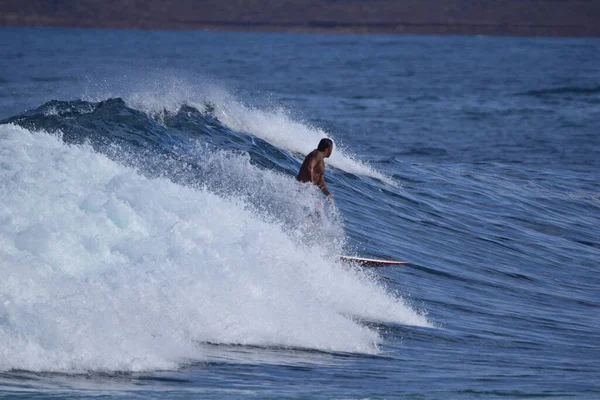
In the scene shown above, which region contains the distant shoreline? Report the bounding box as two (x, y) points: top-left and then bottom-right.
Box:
(2, 0), (599, 38)
(1, 20), (596, 38)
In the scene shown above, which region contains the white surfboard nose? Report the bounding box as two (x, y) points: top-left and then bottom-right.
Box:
(339, 255), (407, 266)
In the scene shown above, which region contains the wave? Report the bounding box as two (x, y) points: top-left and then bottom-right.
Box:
(0, 123), (430, 373)
(516, 85), (600, 97)
(74, 71), (393, 184)
(3, 93), (394, 186)
(117, 78), (395, 184)
(191, 96), (395, 185)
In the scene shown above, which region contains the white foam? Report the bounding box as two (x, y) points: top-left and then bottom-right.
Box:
(0, 124), (428, 373)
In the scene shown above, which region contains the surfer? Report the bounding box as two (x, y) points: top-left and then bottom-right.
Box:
(297, 138), (334, 199)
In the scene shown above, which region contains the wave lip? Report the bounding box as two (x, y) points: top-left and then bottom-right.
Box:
(202, 98), (396, 185)
(4, 91), (395, 187)
(114, 78), (395, 185)
(0, 124), (428, 373)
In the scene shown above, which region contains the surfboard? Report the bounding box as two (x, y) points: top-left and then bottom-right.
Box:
(339, 255), (407, 266)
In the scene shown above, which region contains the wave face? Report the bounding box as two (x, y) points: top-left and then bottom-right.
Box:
(0, 96), (429, 373)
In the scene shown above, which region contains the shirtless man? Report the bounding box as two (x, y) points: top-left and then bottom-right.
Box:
(297, 138), (333, 198)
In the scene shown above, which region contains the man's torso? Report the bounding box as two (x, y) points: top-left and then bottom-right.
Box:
(297, 150), (324, 185)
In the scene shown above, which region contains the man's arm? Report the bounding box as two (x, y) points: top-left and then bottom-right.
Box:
(317, 173), (331, 197)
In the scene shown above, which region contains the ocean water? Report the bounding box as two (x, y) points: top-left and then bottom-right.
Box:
(0, 26), (599, 399)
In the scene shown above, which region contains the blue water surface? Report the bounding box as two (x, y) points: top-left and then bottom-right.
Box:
(0, 27), (599, 399)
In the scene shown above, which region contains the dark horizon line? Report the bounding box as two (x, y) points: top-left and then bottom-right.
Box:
(1, 20), (598, 39)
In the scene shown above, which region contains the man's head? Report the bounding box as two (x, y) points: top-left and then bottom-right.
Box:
(317, 138), (334, 157)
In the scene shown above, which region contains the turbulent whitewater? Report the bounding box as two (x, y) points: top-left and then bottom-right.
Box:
(0, 108), (428, 372)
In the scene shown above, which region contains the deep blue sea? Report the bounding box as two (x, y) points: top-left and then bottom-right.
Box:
(0, 26), (599, 399)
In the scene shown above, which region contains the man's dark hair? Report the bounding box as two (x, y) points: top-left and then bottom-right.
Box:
(318, 138), (333, 152)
